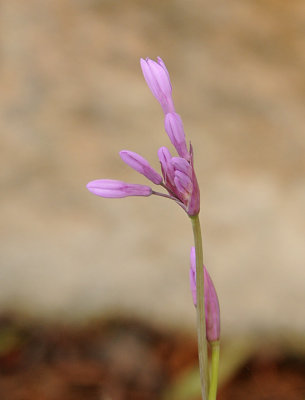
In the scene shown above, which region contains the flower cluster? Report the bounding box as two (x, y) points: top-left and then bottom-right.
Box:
(87, 57), (200, 216)
(189, 247), (220, 342)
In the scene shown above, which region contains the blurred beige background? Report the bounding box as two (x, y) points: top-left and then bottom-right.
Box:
(0, 0), (304, 336)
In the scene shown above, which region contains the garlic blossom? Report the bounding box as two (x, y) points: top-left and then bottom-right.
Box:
(87, 57), (200, 216)
(86, 57), (221, 399)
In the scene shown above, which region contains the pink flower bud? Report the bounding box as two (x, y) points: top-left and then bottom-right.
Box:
(140, 57), (175, 114)
(87, 179), (152, 198)
(190, 247), (220, 342)
(171, 157), (192, 177)
(120, 150), (163, 185)
(174, 171), (192, 199)
(164, 113), (189, 159)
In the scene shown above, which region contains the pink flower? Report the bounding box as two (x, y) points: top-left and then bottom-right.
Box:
(87, 57), (200, 216)
(190, 247), (220, 342)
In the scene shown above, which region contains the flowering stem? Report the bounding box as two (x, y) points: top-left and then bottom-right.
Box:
(152, 190), (177, 201)
(152, 190), (186, 211)
(190, 214), (209, 400)
(209, 341), (220, 400)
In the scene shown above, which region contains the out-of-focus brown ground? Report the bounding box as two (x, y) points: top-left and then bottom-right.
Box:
(0, 317), (304, 400)
(0, 0), (305, 336)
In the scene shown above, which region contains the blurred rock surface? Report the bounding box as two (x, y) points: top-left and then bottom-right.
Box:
(0, 0), (304, 335)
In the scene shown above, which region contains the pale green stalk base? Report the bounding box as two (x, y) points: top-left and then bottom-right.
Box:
(190, 215), (209, 400)
(209, 341), (220, 400)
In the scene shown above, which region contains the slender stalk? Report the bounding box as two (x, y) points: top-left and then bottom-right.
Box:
(209, 341), (220, 400)
(190, 214), (209, 400)
(151, 190), (176, 200)
(152, 190), (186, 212)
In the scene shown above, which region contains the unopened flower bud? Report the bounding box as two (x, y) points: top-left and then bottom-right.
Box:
(165, 113), (189, 159)
(140, 57), (175, 114)
(120, 150), (163, 185)
(189, 247), (220, 342)
(174, 171), (192, 199)
(87, 179), (152, 198)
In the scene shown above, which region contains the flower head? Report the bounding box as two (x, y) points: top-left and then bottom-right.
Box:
(164, 113), (189, 160)
(87, 57), (200, 216)
(190, 247), (220, 342)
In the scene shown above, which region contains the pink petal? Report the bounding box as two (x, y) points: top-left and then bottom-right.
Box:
(120, 150), (163, 185)
(87, 179), (152, 198)
(165, 113), (189, 159)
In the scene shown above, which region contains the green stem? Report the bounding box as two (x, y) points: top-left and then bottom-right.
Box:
(209, 341), (220, 400)
(190, 214), (209, 400)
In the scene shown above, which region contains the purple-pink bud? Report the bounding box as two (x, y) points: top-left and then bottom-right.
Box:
(171, 157), (192, 177)
(140, 57), (175, 115)
(120, 150), (163, 185)
(190, 247), (220, 342)
(164, 113), (189, 159)
(87, 179), (152, 198)
(174, 171), (192, 199)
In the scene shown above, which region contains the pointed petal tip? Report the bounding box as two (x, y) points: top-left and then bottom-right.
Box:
(140, 57), (146, 67)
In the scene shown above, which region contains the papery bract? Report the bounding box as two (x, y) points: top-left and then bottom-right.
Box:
(158, 146), (175, 187)
(190, 247), (220, 342)
(174, 171), (192, 199)
(186, 144), (200, 216)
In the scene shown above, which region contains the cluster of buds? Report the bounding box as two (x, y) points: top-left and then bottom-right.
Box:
(87, 57), (200, 216)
